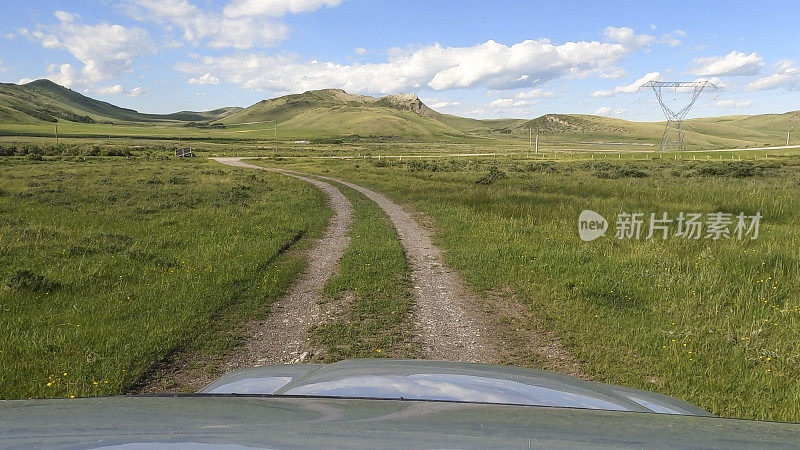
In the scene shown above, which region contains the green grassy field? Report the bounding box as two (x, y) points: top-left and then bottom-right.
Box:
(253, 155), (800, 422)
(0, 156), (329, 399)
(3, 136), (800, 423)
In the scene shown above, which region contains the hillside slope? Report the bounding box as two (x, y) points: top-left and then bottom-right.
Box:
(0, 80), (239, 124)
(219, 89), (465, 138)
(0, 80), (797, 147)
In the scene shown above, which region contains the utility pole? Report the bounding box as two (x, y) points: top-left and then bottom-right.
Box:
(54, 123), (58, 145)
(788, 127), (793, 146)
(535, 133), (539, 154)
(274, 121), (278, 154)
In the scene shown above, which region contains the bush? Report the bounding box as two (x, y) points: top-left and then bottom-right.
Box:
(695, 161), (776, 178)
(476, 166), (508, 185)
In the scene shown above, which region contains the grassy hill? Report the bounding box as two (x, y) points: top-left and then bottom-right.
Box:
(0, 80), (239, 125)
(219, 89), (464, 139)
(0, 79), (797, 148)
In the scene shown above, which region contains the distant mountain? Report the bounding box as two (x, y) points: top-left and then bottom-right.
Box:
(0, 80), (797, 148)
(218, 89), (465, 138)
(0, 79), (241, 124)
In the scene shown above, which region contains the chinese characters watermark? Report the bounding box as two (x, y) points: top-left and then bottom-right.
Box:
(578, 210), (761, 242)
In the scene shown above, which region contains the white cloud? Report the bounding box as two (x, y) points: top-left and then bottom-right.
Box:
(177, 28), (652, 94)
(354, 47), (367, 55)
(128, 0), (342, 49)
(195, 92), (207, 96)
(603, 26), (655, 51)
(128, 0), (288, 49)
(595, 106), (626, 116)
(674, 29), (686, 37)
(515, 88), (555, 99)
(24, 12), (153, 85)
(223, 0), (345, 18)
(658, 34), (682, 47)
(591, 71), (661, 98)
(746, 60), (800, 91)
(127, 86), (146, 96)
(188, 72), (220, 85)
(97, 84), (124, 94)
(689, 51), (763, 76)
(17, 77), (34, 84)
(0, 59), (5, 72)
(490, 98), (530, 108)
(44, 63), (80, 87)
(716, 99), (752, 108)
(429, 100), (461, 109)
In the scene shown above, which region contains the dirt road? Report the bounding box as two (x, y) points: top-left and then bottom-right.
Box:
(217, 158), (585, 374)
(137, 156), (585, 393)
(212, 158), (354, 367)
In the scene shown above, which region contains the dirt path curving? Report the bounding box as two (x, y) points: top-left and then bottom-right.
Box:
(131, 158), (352, 394)
(220, 158), (585, 374)
(211, 158), (353, 367)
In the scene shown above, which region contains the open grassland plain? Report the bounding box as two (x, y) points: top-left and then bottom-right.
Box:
(253, 154), (800, 422)
(0, 156), (329, 399)
(310, 181), (417, 361)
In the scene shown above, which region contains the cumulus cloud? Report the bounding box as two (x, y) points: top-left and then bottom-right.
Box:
(354, 47), (367, 55)
(176, 29), (653, 94)
(127, 86), (146, 96)
(595, 106), (626, 116)
(223, 0), (345, 18)
(603, 26), (655, 51)
(128, 0), (343, 49)
(43, 63), (80, 87)
(689, 51), (763, 77)
(127, 0), (288, 49)
(97, 84), (124, 94)
(716, 99), (752, 108)
(591, 71), (661, 98)
(746, 60), (800, 91)
(23, 11), (153, 86)
(188, 72), (220, 85)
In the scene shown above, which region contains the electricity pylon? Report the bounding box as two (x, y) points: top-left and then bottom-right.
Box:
(641, 81), (716, 151)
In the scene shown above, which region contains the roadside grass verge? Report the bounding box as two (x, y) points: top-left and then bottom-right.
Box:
(309, 180), (417, 361)
(0, 157), (328, 399)
(260, 156), (800, 422)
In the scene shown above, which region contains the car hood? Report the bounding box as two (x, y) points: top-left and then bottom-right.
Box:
(198, 358), (710, 416)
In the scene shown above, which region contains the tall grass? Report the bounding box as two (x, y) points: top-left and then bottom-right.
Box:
(0, 157), (328, 399)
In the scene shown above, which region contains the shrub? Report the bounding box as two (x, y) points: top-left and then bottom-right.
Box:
(476, 166), (508, 185)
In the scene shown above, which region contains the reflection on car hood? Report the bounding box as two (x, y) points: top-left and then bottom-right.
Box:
(199, 359), (711, 416)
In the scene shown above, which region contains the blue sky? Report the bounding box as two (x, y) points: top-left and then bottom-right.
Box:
(1, 0), (799, 121)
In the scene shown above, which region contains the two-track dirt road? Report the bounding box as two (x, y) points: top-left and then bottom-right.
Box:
(214, 157), (496, 364)
(135, 157), (583, 393)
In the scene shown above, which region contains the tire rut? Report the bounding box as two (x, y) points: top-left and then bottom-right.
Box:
(131, 158), (352, 393)
(212, 158), (353, 367)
